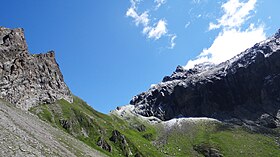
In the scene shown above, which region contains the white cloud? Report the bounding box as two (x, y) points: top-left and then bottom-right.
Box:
(209, 0), (257, 30)
(126, 0), (176, 47)
(130, 0), (141, 9)
(155, 0), (166, 9)
(185, 0), (266, 69)
(185, 21), (191, 28)
(146, 19), (168, 40)
(168, 35), (177, 49)
(202, 26), (265, 63)
(184, 56), (210, 70)
(126, 8), (149, 26)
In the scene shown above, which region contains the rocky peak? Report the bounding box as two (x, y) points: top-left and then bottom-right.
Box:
(0, 27), (73, 110)
(162, 62), (216, 83)
(0, 27), (28, 61)
(175, 65), (185, 73)
(129, 29), (280, 127)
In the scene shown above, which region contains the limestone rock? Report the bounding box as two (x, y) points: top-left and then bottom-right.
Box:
(0, 27), (72, 110)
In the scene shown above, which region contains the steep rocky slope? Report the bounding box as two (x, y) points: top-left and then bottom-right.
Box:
(0, 99), (105, 157)
(130, 29), (280, 128)
(0, 27), (72, 110)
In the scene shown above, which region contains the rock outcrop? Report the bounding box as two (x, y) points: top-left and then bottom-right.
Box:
(193, 144), (223, 157)
(0, 27), (72, 110)
(130, 29), (280, 127)
(109, 130), (132, 157)
(97, 136), (112, 152)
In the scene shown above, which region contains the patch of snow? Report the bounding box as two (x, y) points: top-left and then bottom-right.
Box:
(137, 115), (162, 124)
(159, 80), (180, 86)
(162, 117), (220, 129)
(112, 106), (219, 126)
(111, 105), (162, 124)
(112, 105), (135, 117)
(150, 84), (157, 88)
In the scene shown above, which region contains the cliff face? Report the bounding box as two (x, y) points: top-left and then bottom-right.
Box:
(130, 29), (280, 127)
(0, 27), (72, 110)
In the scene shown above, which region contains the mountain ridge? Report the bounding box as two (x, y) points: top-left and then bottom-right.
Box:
(129, 29), (280, 128)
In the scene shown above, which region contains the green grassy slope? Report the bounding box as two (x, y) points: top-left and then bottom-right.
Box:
(30, 96), (163, 157)
(30, 97), (280, 157)
(156, 120), (280, 157)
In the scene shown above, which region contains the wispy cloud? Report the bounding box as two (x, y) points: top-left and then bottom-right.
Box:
(185, 21), (191, 28)
(145, 19), (168, 40)
(126, 0), (176, 49)
(155, 0), (166, 10)
(168, 35), (177, 49)
(185, 0), (266, 69)
(126, 8), (149, 26)
(209, 0), (257, 30)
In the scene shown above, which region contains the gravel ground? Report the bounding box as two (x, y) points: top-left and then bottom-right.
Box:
(0, 100), (106, 157)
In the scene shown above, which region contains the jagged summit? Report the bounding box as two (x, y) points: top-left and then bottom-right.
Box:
(129, 29), (280, 128)
(0, 27), (72, 110)
(162, 62), (216, 82)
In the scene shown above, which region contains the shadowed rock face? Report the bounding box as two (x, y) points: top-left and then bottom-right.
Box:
(0, 27), (73, 110)
(130, 29), (280, 126)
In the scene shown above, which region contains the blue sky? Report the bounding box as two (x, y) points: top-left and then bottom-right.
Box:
(1, 0), (279, 113)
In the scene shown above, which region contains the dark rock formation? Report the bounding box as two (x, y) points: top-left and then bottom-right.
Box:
(130, 29), (280, 127)
(142, 133), (153, 140)
(0, 27), (72, 110)
(109, 130), (131, 157)
(134, 152), (142, 157)
(97, 136), (112, 152)
(256, 113), (278, 128)
(131, 124), (146, 132)
(193, 144), (223, 157)
(59, 119), (71, 130)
